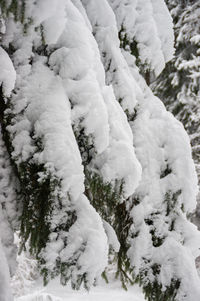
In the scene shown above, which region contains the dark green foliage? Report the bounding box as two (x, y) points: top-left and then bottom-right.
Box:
(41, 240), (87, 290)
(125, 107), (138, 123)
(143, 273), (180, 301)
(84, 170), (134, 289)
(0, 0), (25, 23)
(73, 125), (133, 287)
(119, 26), (139, 62)
(1, 97), (79, 286)
(160, 164), (172, 179)
(133, 254), (181, 301)
(19, 162), (54, 255)
(85, 170), (123, 224)
(1, 98), (53, 256)
(73, 125), (94, 167)
(165, 190), (182, 216)
(119, 25), (151, 84)
(134, 245), (181, 301)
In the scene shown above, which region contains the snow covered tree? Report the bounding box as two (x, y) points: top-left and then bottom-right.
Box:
(0, 0), (141, 292)
(0, 44), (20, 301)
(81, 1), (200, 300)
(0, 1), (200, 301)
(152, 0), (200, 224)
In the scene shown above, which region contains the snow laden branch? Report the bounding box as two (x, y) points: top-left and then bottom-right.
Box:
(0, 1), (199, 301)
(80, 0), (200, 300)
(0, 0), (140, 292)
(0, 46), (19, 301)
(152, 1), (200, 226)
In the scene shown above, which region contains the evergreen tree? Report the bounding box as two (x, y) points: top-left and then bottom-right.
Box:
(0, 45), (18, 301)
(0, 1), (199, 301)
(81, 0), (200, 299)
(152, 0), (200, 224)
(0, 0), (141, 292)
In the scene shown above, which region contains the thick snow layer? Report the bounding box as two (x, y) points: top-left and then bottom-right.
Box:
(0, 47), (16, 97)
(81, 0), (139, 113)
(95, 86), (142, 197)
(102, 220), (120, 252)
(0, 0), (139, 289)
(150, 0), (174, 63)
(49, 0), (142, 198)
(82, 0), (200, 295)
(8, 58), (109, 286)
(108, 0), (174, 76)
(123, 52), (200, 300)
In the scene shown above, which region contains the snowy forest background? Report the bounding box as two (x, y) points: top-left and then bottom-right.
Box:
(0, 0), (200, 301)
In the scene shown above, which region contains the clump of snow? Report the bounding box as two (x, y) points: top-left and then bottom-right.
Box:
(124, 53), (200, 300)
(49, 0), (141, 198)
(108, 0), (174, 76)
(103, 220), (120, 252)
(81, 0), (139, 114)
(8, 57), (109, 287)
(82, 0), (200, 297)
(0, 47), (16, 97)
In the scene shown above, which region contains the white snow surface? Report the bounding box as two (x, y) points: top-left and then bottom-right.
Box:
(48, 0), (142, 197)
(81, 0), (139, 113)
(8, 57), (109, 287)
(102, 220), (120, 252)
(15, 277), (145, 301)
(0, 47), (16, 97)
(108, 0), (174, 76)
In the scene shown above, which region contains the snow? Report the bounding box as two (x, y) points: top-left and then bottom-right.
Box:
(108, 0), (174, 76)
(95, 86), (142, 197)
(36, 1), (67, 45)
(49, 0), (142, 198)
(0, 239), (13, 301)
(123, 52), (200, 300)
(0, 0), (199, 300)
(150, 0), (174, 63)
(0, 0), (139, 288)
(83, 0), (200, 295)
(9, 58), (109, 287)
(0, 47), (16, 97)
(11, 245), (144, 301)
(15, 278), (145, 301)
(102, 220), (120, 252)
(11, 235), (38, 298)
(0, 130), (19, 276)
(81, 0), (139, 114)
